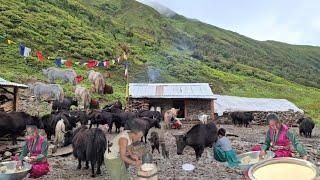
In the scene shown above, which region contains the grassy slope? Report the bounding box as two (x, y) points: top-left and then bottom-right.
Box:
(0, 0), (319, 125)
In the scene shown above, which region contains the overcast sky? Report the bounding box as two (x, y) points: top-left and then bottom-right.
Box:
(138, 0), (320, 46)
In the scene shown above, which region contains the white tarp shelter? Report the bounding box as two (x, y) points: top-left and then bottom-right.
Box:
(213, 94), (303, 116)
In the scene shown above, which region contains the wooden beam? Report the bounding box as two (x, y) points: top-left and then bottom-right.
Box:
(211, 99), (215, 121)
(13, 87), (18, 111)
(0, 87), (14, 95)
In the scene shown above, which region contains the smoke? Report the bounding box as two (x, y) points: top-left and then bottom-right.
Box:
(147, 66), (161, 83)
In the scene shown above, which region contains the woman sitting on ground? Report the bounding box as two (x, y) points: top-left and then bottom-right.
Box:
(17, 125), (50, 178)
(213, 128), (240, 167)
(254, 113), (307, 159)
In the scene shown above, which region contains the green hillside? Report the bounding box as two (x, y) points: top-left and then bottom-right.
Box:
(0, 0), (319, 125)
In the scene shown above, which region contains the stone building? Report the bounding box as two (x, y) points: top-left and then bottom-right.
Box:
(128, 83), (216, 121)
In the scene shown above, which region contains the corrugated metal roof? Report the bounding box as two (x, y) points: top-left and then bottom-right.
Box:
(0, 77), (28, 89)
(213, 94), (303, 116)
(129, 83), (215, 99)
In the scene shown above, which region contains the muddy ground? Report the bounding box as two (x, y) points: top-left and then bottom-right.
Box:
(1, 124), (320, 180)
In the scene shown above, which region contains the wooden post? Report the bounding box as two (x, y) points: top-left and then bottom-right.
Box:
(184, 99), (188, 121)
(210, 99), (215, 121)
(13, 87), (18, 111)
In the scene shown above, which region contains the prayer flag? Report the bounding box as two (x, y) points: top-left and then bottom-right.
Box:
(55, 58), (62, 67)
(19, 44), (31, 57)
(36, 51), (44, 62)
(7, 39), (15, 44)
(65, 60), (73, 68)
(104, 61), (110, 68)
(123, 53), (127, 60)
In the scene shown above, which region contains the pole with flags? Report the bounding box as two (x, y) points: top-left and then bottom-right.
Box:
(124, 53), (129, 101)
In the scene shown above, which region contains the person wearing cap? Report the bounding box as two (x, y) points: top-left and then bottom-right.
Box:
(258, 113), (307, 159)
(17, 125), (50, 178)
(104, 119), (144, 180)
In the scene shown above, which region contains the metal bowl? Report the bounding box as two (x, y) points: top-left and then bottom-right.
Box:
(237, 151), (275, 170)
(248, 157), (319, 180)
(0, 161), (31, 180)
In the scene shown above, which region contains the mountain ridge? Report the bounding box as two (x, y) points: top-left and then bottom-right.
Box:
(0, 0), (319, 124)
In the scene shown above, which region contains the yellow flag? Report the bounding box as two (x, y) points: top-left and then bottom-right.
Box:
(7, 39), (15, 44)
(123, 52), (127, 60)
(125, 83), (129, 98)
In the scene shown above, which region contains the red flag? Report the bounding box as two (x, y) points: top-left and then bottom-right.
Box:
(36, 51), (44, 62)
(65, 60), (73, 68)
(86, 59), (98, 69)
(75, 75), (84, 84)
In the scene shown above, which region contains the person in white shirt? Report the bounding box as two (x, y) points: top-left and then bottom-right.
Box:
(104, 119), (144, 180)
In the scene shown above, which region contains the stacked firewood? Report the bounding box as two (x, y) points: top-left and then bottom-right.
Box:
(125, 99), (150, 112)
(251, 111), (304, 126)
(0, 101), (13, 112)
(216, 111), (304, 127)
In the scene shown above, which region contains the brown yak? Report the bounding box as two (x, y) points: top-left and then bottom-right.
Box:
(88, 70), (105, 94)
(75, 85), (91, 109)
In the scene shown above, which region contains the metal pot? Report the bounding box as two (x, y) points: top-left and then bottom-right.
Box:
(248, 157), (319, 180)
(142, 152), (153, 164)
(0, 161), (31, 180)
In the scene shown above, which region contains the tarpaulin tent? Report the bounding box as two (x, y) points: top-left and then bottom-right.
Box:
(213, 94), (303, 116)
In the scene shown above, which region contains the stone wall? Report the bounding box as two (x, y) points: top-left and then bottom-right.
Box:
(185, 99), (213, 120)
(127, 98), (215, 122)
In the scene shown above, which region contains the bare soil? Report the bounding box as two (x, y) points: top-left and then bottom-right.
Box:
(1, 124), (319, 180)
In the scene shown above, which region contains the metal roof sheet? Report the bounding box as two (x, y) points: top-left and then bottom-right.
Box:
(0, 77), (28, 89)
(129, 83), (215, 99)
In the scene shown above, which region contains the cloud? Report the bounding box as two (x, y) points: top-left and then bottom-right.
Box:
(137, 0), (320, 46)
(239, 16), (303, 44)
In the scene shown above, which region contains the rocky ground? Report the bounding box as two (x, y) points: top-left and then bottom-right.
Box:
(1, 123), (320, 180)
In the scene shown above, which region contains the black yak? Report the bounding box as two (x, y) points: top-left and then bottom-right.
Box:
(0, 112), (40, 144)
(52, 96), (78, 112)
(230, 112), (253, 127)
(126, 117), (161, 143)
(148, 132), (160, 154)
(174, 122), (218, 160)
(137, 110), (162, 122)
(102, 100), (122, 110)
(71, 126), (106, 177)
(297, 117), (315, 138)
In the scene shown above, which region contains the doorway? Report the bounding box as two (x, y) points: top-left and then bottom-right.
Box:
(172, 100), (185, 118)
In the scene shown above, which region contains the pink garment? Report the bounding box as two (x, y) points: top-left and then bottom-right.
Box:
(171, 119), (182, 129)
(27, 136), (50, 178)
(269, 124), (292, 157)
(251, 124), (292, 157)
